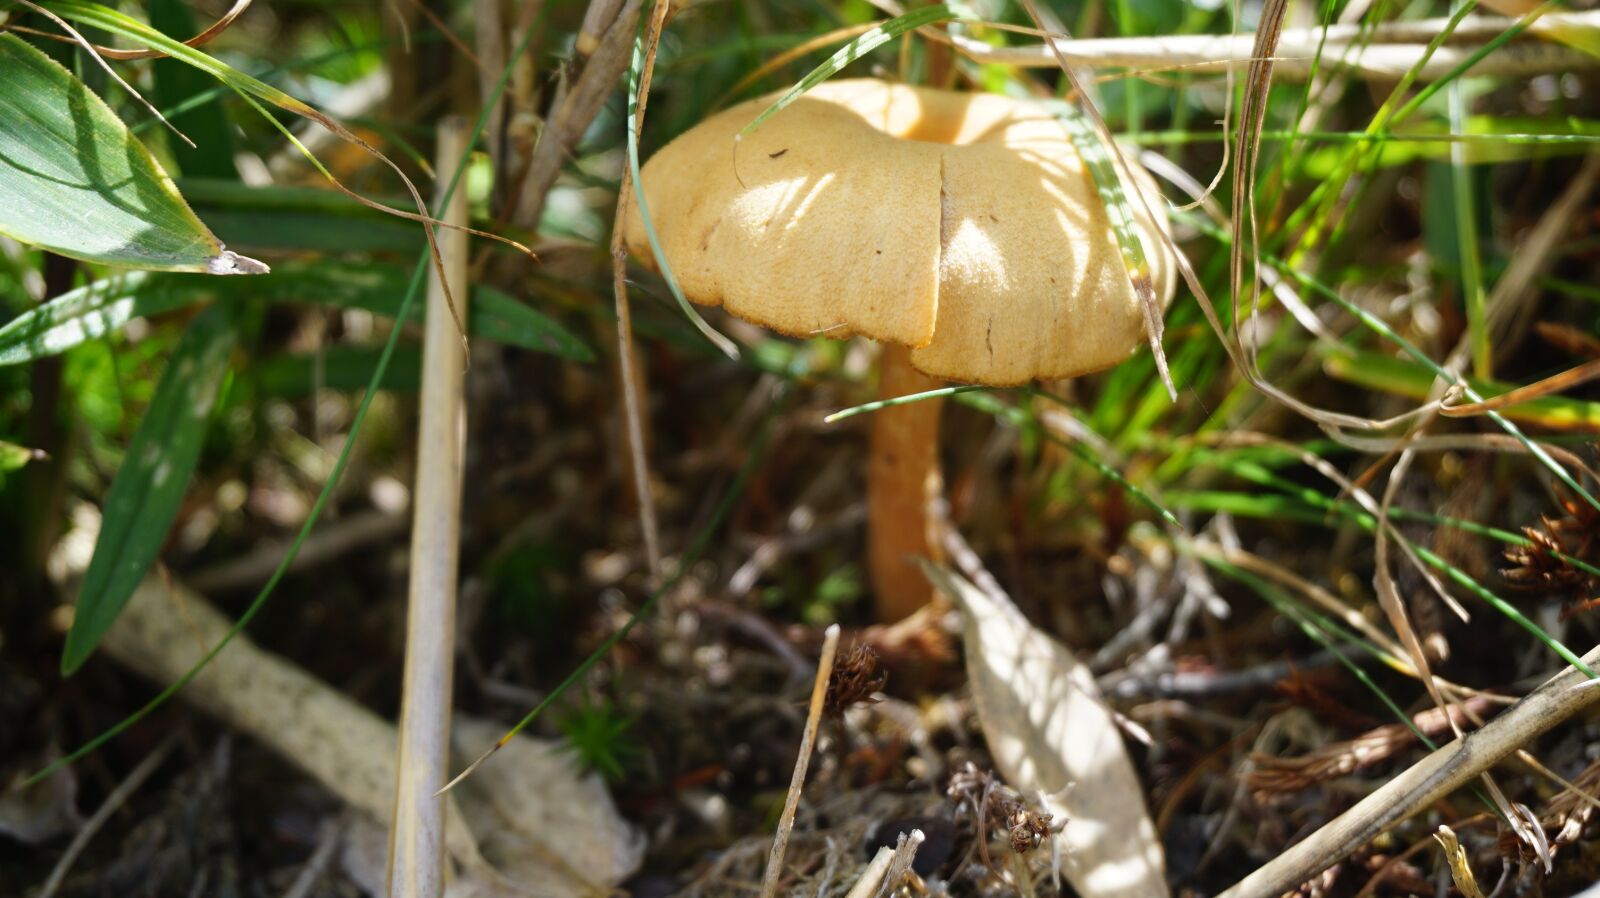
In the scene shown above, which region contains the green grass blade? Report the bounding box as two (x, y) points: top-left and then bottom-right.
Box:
(626, 20), (739, 359)
(42, 1), (324, 121)
(61, 303), (238, 673)
(1175, 453), (1600, 678)
(1181, 211), (1600, 512)
(1051, 101), (1173, 397)
(0, 264), (593, 365)
(738, 5), (956, 137)
(823, 385), (987, 422)
(958, 390), (1181, 528)
(0, 34), (251, 273)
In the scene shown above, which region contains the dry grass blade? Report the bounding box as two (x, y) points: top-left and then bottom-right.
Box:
(1220, 644), (1600, 898)
(15, 0), (193, 147)
(1325, 429), (1600, 486)
(514, 0), (642, 231)
(1246, 696), (1498, 796)
(715, 21), (879, 109)
(95, 576), (644, 896)
(1442, 357), (1600, 417)
(10, 0), (253, 60)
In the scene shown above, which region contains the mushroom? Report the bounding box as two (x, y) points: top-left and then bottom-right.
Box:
(624, 79), (1176, 621)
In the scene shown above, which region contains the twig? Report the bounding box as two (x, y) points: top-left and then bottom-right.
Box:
(940, 11), (1600, 81)
(281, 817), (344, 898)
(513, 0), (643, 230)
(874, 829), (926, 898)
(387, 117), (471, 898)
(1219, 643), (1600, 898)
(759, 623), (841, 898)
(185, 509), (407, 594)
(37, 734), (179, 898)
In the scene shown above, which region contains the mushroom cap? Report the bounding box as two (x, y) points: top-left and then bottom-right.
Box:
(623, 79), (1177, 387)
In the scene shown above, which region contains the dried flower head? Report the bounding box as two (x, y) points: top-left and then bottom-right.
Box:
(825, 643), (887, 714)
(1503, 523), (1590, 594)
(946, 762), (1054, 866)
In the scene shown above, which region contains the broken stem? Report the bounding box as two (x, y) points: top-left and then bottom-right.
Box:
(759, 623), (841, 898)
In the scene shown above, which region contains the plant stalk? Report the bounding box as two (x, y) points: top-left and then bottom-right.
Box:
(388, 116), (472, 898)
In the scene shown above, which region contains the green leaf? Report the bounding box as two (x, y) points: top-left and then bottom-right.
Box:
(254, 346), (422, 396)
(63, 303), (237, 674)
(150, 0), (238, 180)
(0, 440), (44, 472)
(177, 179), (424, 254)
(0, 34), (260, 274)
(0, 264), (592, 366)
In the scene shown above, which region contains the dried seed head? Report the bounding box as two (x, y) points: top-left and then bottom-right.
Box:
(825, 643), (887, 714)
(946, 763), (1054, 857)
(1503, 524), (1589, 593)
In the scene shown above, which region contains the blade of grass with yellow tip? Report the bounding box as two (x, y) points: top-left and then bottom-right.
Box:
(738, 5), (958, 138)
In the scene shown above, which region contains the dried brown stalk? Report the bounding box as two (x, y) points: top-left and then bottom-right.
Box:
(1247, 696), (1499, 796)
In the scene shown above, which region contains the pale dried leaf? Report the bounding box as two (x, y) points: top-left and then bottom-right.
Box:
(922, 562), (1167, 898)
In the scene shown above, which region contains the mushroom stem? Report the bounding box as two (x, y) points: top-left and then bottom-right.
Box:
(869, 345), (946, 622)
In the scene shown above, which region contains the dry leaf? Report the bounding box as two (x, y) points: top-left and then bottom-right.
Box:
(98, 575), (643, 897)
(922, 562), (1168, 898)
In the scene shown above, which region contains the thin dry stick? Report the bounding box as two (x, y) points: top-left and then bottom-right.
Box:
(513, 0), (643, 230)
(875, 829), (926, 898)
(608, 0), (672, 582)
(843, 845), (896, 898)
(37, 735), (179, 898)
(1219, 644), (1600, 898)
(387, 117), (472, 898)
(759, 623), (842, 898)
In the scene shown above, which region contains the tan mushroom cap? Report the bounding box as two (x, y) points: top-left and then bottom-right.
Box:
(623, 79), (1177, 386)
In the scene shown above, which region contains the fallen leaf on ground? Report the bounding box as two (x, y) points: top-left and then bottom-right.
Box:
(923, 561), (1168, 898)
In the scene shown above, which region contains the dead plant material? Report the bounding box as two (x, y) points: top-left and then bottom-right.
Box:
(946, 762), (1054, 872)
(1498, 757), (1600, 863)
(826, 643), (888, 715)
(1247, 696), (1500, 798)
(1502, 482), (1600, 613)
